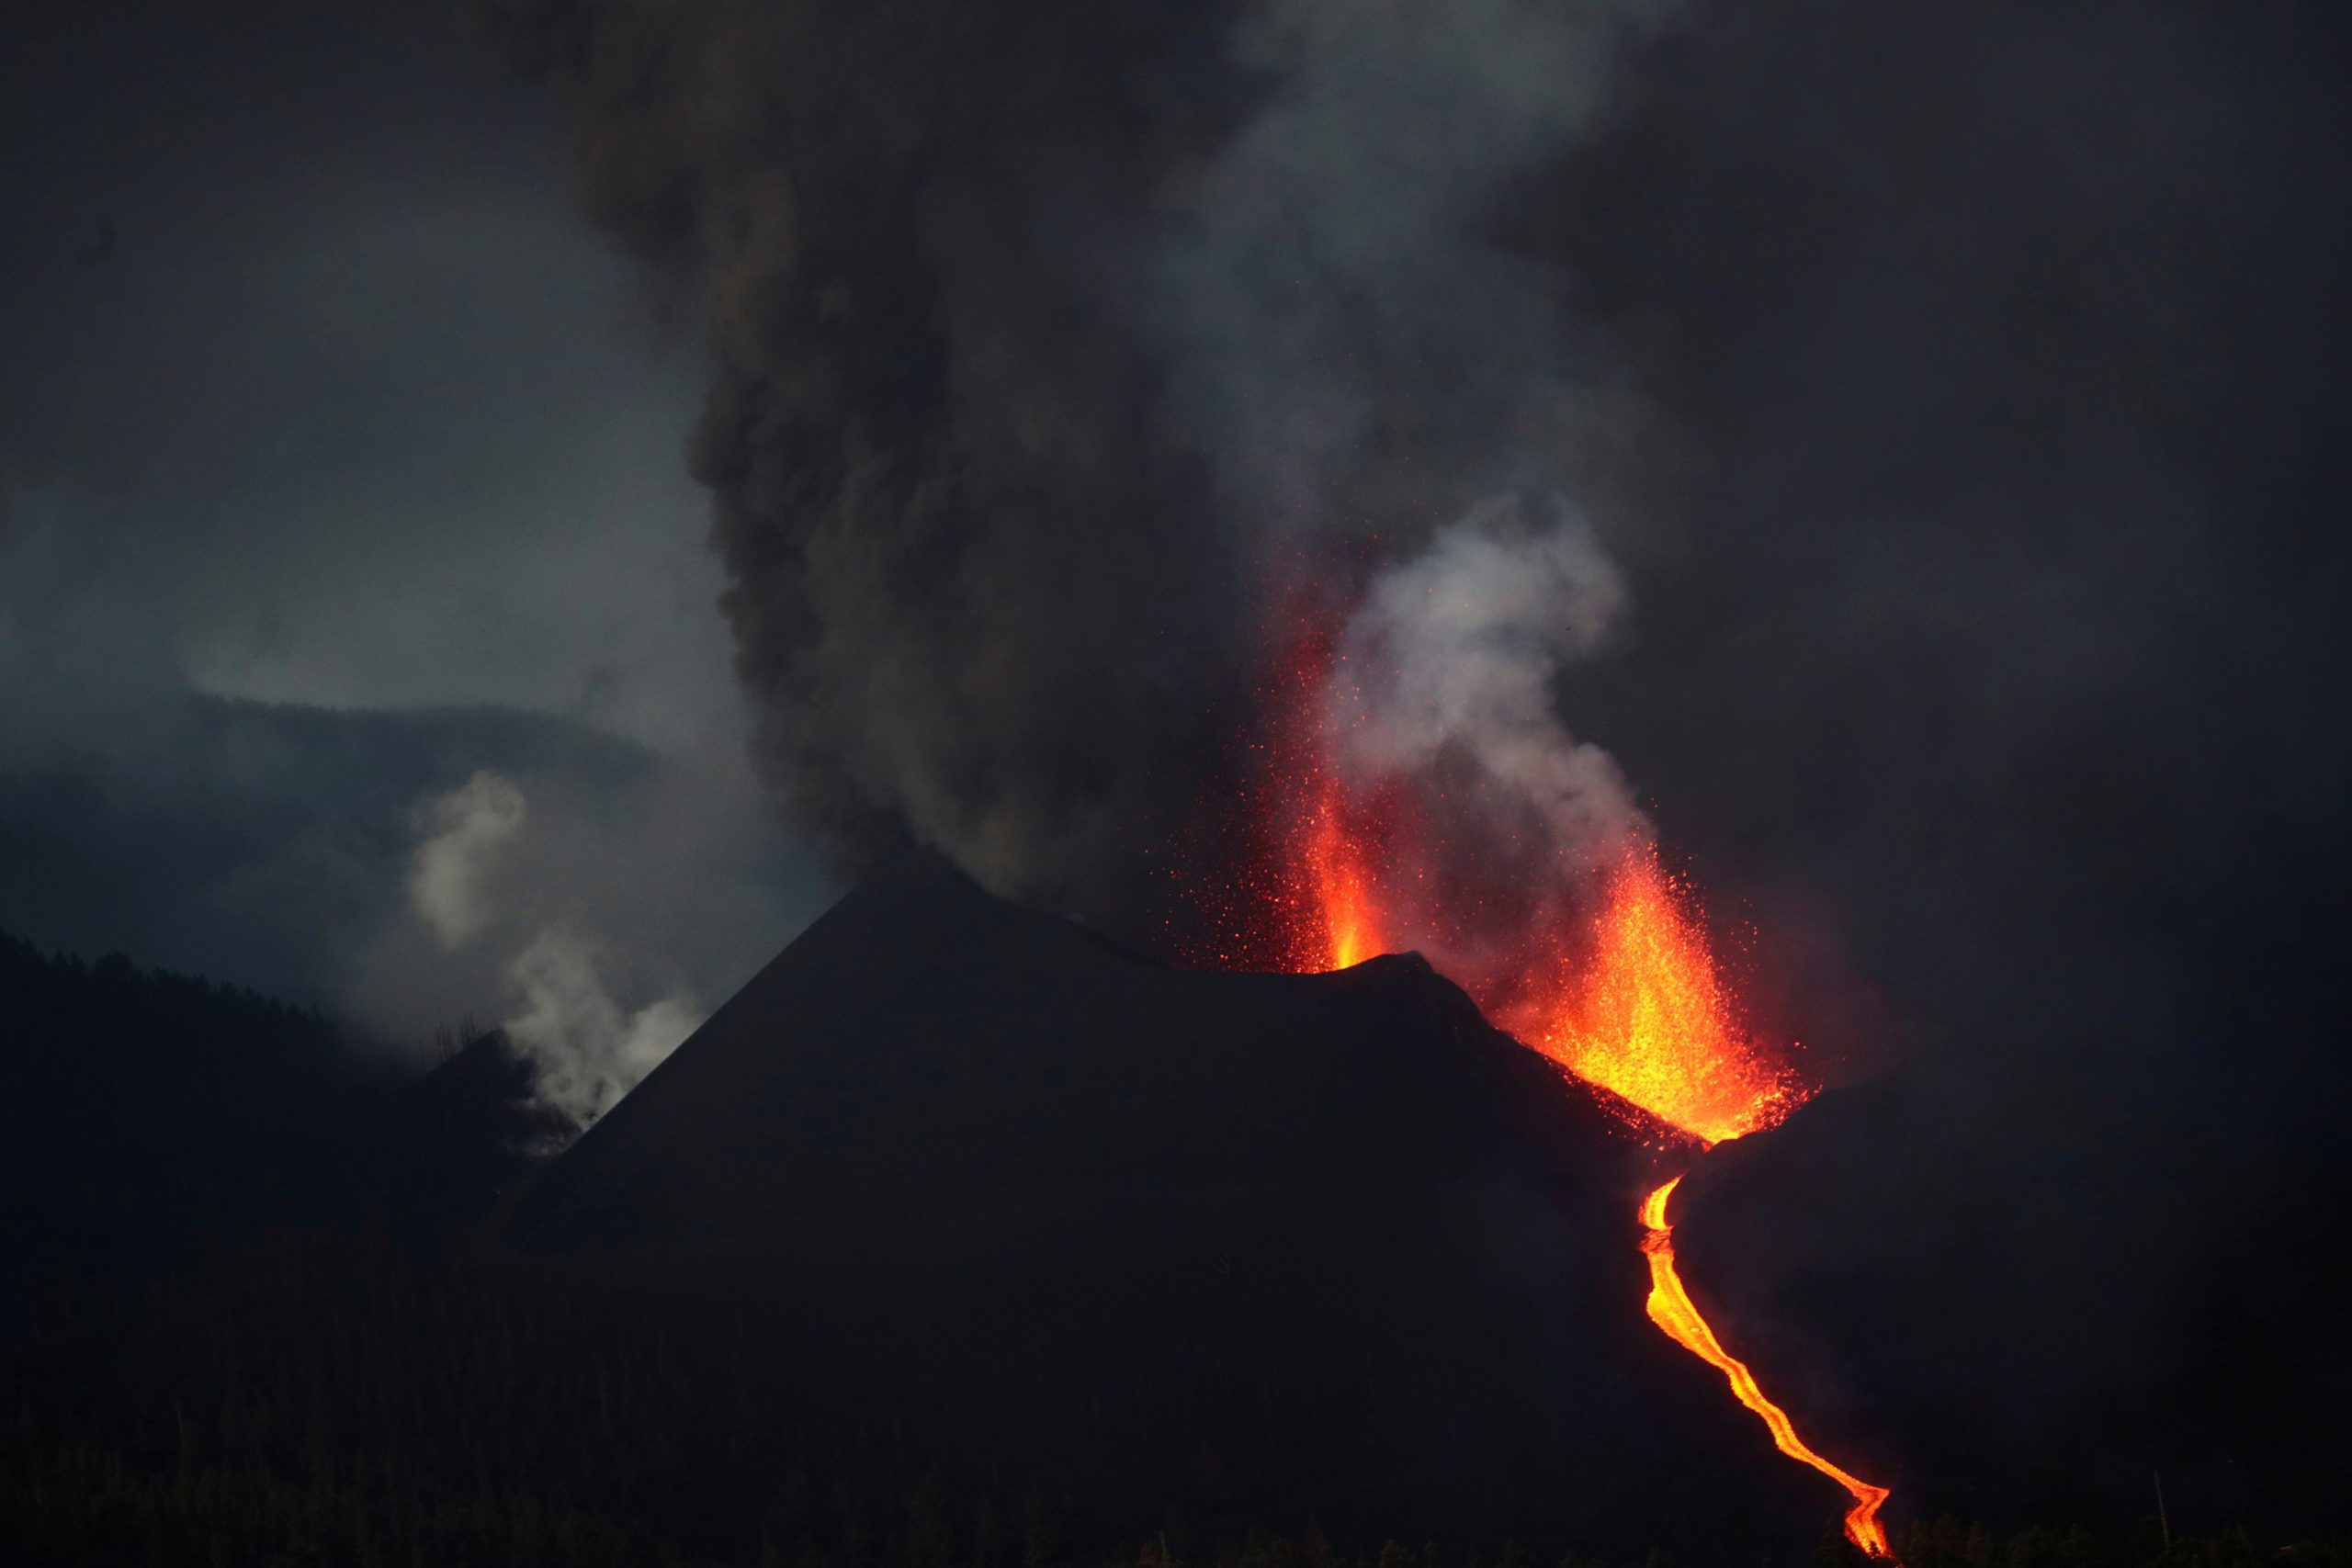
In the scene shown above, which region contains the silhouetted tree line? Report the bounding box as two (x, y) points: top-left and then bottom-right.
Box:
(1874, 1518), (2351, 1568)
(0, 929), (564, 1303)
(6, 1225), (1088, 1566)
(6, 1224), (2346, 1568)
(0, 931), (399, 1295)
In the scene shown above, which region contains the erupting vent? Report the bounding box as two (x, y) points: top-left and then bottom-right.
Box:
(1205, 593), (1901, 1559)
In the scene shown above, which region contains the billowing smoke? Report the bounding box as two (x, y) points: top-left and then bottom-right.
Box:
(479, 0), (1671, 928)
(1335, 494), (1637, 863)
(404, 770), (702, 1127)
(473, 0), (2352, 1519)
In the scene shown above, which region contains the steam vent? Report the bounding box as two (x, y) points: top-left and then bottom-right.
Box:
(493, 853), (1854, 1556)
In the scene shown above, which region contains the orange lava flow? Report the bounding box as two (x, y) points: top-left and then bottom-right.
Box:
(1641, 1177), (1896, 1558)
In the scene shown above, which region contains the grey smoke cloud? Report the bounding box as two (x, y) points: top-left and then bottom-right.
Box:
(0, 3), (827, 1043)
(0, 0), (2336, 1525)
(503, 926), (700, 1128)
(1153, 0), (1672, 526)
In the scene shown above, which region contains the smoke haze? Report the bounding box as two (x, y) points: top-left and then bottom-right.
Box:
(502, 926), (701, 1128)
(2, 0), (2345, 1529)
(0, 1), (825, 1044)
(411, 772), (529, 950)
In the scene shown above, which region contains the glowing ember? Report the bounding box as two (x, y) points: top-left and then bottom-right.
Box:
(1206, 590), (1408, 976)
(1641, 1177), (1896, 1558)
(1241, 596), (1809, 1145)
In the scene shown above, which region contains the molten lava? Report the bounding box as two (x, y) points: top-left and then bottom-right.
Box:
(1218, 592), (1900, 1559)
(1206, 591), (1408, 976)
(1642, 1177), (1895, 1557)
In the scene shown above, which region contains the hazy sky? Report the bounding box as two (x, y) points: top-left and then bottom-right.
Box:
(0, 2), (824, 1043)
(3, 4), (735, 743)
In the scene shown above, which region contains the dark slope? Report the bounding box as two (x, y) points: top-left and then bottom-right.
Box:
(492, 854), (1843, 1554)
(367, 1029), (571, 1238)
(1677, 1045), (2352, 1541)
(501, 853), (1629, 1269)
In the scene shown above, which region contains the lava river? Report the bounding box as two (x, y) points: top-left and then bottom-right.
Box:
(1217, 604), (1901, 1559)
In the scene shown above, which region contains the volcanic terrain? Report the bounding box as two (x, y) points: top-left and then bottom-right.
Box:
(490, 852), (1849, 1555)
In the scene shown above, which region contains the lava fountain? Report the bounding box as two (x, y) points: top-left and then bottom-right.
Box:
(1222, 597), (1900, 1560)
(1493, 846), (1806, 1147)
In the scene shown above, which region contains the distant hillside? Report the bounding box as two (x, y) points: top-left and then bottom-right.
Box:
(0, 931), (376, 1290)
(0, 932), (549, 1297)
(379, 1025), (573, 1235)
(0, 694), (656, 1007)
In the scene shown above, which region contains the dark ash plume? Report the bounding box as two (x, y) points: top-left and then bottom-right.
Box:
(477, 0), (1669, 923)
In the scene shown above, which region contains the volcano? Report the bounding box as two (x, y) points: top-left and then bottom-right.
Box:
(488, 852), (1870, 1554)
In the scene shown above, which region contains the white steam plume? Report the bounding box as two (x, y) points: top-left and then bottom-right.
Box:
(502, 927), (700, 1129)
(1336, 493), (1641, 862)
(404, 770), (703, 1131)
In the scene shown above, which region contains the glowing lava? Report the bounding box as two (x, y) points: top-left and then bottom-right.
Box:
(1495, 847), (1806, 1146)
(1304, 788), (1385, 969)
(1641, 1177), (1895, 1558)
(1212, 592), (1407, 976)
(1554, 860), (1894, 1555)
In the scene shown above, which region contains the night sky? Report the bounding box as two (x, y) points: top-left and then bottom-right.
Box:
(3, 0), (2349, 1545)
